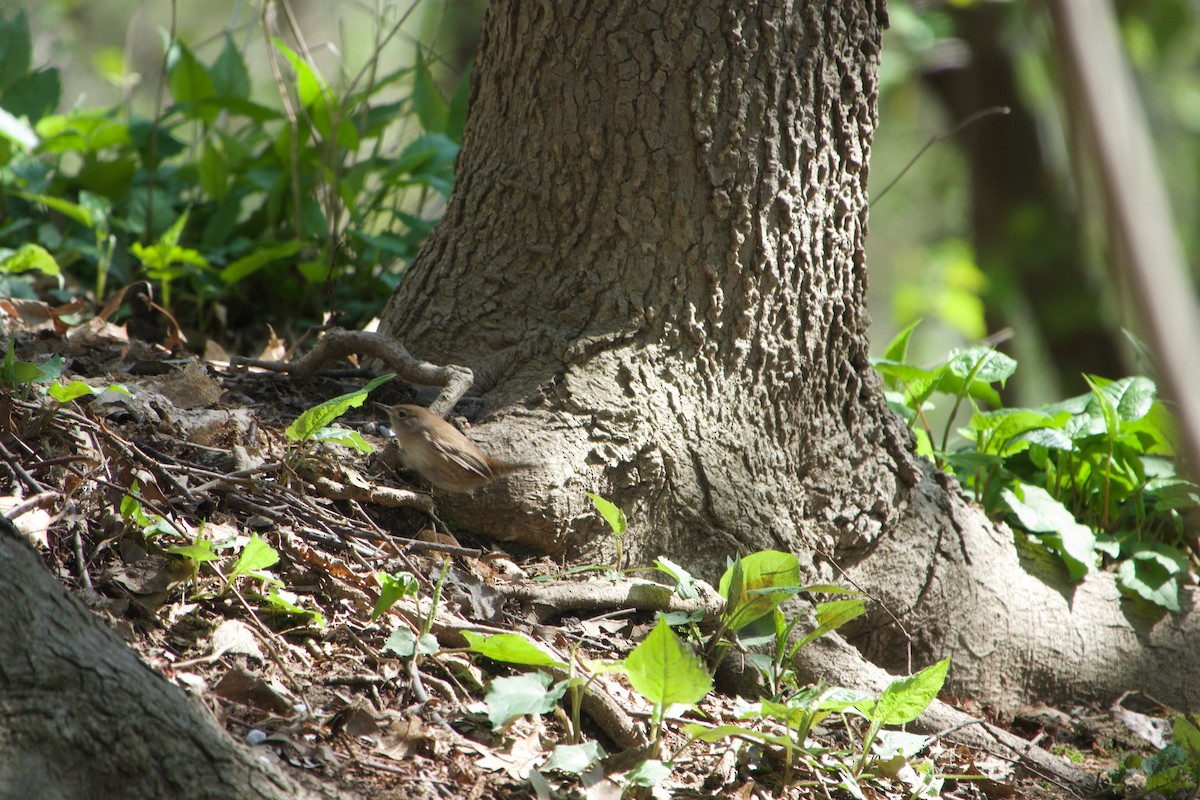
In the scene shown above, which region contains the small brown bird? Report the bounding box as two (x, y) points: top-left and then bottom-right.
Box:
(379, 403), (532, 492)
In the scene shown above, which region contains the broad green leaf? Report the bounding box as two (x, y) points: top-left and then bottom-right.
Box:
(682, 722), (794, 749)
(371, 571), (419, 621)
(210, 35), (251, 99)
(3, 66), (60, 123)
(873, 657), (950, 726)
(1001, 483), (1095, 580)
(626, 758), (673, 787)
(12, 191), (92, 227)
(542, 741), (606, 775)
(718, 550), (801, 631)
(654, 556), (698, 599)
(383, 627), (437, 657)
(587, 493), (626, 535)
(484, 672), (567, 730)
(463, 631), (568, 669)
(166, 39), (217, 121)
(947, 346), (1016, 386)
(273, 39), (326, 109)
(1117, 544), (1185, 612)
(967, 408), (1068, 455)
(1173, 715), (1200, 762)
(0, 11), (33, 94)
(412, 49), (448, 133)
(285, 373), (395, 442)
(0, 243), (60, 280)
(623, 615), (712, 711)
(229, 533), (280, 582)
(198, 139), (229, 199)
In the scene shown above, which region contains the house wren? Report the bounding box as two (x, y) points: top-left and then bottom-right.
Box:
(379, 403), (532, 492)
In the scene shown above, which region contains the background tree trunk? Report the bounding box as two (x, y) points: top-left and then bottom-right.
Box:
(0, 520), (325, 800)
(378, 0), (1199, 713)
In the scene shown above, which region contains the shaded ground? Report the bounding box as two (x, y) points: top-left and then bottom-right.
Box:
(0, 300), (1161, 799)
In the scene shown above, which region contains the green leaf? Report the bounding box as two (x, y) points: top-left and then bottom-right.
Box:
(285, 374), (395, 443)
(654, 556), (698, 600)
(1117, 544), (1185, 612)
(623, 615), (712, 711)
(412, 49), (449, 133)
(229, 533), (280, 582)
(210, 35), (251, 99)
(198, 139), (229, 199)
(48, 381), (131, 403)
(168, 539), (220, 563)
(542, 741), (606, 775)
(874, 657), (950, 726)
(947, 346), (1016, 386)
(484, 672), (567, 730)
(880, 318), (923, 365)
(1084, 375), (1120, 439)
(383, 627), (438, 657)
(462, 631), (569, 669)
(1001, 483), (1096, 580)
(273, 38), (326, 109)
(626, 758), (673, 787)
(0, 106), (37, 149)
(1173, 715), (1200, 762)
(792, 598), (866, 653)
(308, 426), (374, 454)
(718, 550), (802, 631)
(2, 67), (60, 123)
(446, 63), (472, 142)
(265, 587), (325, 626)
(587, 493), (627, 535)
(166, 39), (217, 121)
(0, 11), (33, 95)
(219, 240), (303, 284)
(9, 193), (76, 224)
(0, 243), (60, 280)
(371, 571), (419, 621)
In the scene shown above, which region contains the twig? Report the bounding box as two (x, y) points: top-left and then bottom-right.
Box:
(228, 329), (473, 416)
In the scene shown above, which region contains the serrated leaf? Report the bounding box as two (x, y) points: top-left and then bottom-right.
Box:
(168, 538), (220, 563)
(285, 373), (395, 442)
(623, 616), (712, 711)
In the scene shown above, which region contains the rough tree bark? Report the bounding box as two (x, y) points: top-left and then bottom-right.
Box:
(378, 0), (1199, 713)
(0, 519), (327, 800)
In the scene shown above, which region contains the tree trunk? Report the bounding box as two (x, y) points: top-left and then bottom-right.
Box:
(378, 0), (1199, 713)
(0, 520), (326, 800)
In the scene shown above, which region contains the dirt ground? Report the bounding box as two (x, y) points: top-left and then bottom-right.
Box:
(0, 304), (1158, 799)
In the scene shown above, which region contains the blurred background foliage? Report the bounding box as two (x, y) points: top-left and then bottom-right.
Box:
(4, 0), (1199, 403)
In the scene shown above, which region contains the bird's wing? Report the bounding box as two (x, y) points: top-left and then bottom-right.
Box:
(429, 435), (494, 479)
